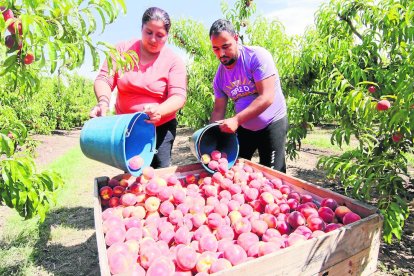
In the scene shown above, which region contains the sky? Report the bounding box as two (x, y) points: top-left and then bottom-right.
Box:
(76, 0), (327, 79)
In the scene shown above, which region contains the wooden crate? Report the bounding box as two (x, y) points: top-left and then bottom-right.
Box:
(93, 160), (382, 276)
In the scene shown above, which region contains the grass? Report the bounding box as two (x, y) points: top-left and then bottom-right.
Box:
(0, 146), (99, 275)
(302, 128), (414, 168)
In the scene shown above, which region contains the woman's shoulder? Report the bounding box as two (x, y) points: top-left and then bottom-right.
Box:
(114, 38), (140, 52)
(160, 46), (185, 64)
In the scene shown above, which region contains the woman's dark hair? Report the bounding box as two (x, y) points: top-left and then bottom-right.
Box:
(209, 19), (236, 38)
(142, 7), (171, 33)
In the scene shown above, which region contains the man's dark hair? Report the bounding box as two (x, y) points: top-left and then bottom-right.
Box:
(142, 7), (171, 33)
(209, 19), (236, 38)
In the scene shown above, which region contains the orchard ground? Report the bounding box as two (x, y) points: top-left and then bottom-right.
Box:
(0, 127), (412, 275)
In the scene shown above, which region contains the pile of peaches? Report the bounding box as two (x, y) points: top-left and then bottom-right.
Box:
(99, 157), (361, 275)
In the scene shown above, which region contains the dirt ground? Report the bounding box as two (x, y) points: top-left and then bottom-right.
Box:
(19, 128), (413, 275)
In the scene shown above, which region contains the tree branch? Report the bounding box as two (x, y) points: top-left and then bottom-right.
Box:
(338, 14), (363, 40)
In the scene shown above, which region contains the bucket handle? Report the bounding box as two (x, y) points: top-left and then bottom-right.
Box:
(125, 113), (158, 154)
(125, 113), (146, 138)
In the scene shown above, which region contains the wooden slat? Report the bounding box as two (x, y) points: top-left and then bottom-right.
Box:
(93, 177), (111, 276)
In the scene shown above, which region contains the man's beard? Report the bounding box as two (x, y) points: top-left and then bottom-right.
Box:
(220, 57), (236, 66)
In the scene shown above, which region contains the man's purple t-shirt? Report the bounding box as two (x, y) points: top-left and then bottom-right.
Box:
(213, 45), (287, 131)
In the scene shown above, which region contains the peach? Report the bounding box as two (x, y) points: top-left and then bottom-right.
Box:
(203, 176), (213, 186)
(279, 185), (291, 195)
(264, 202), (280, 216)
(102, 207), (121, 221)
(219, 189), (232, 200)
(159, 229), (175, 244)
(125, 217), (142, 230)
(320, 198), (338, 211)
(208, 160), (219, 171)
(286, 232), (307, 247)
(175, 226), (191, 245)
(209, 257), (232, 273)
(251, 219), (268, 237)
(300, 194), (313, 203)
(294, 225), (313, 239)
(125, 227), (143, 241)
(311, 230), (326, 238)
(108, 197), (120, 207)
(276, 220), (291, 235)
(203, 185), (218, 197)
(342, 212), (361, 225)
(335, 205), (352, 222)
(287, 192), (301, 202)
(146, 256), (175, 276)
(196, 251), (218, 273)
(201, 153), (211, 164)
(214, 202), (229, 217)
(185, 174), (197, 184)
(325, 223), (342, 232)
(108, 251), (135, 275)
(278, 203), (290, 214)
(228, 184), (242, 195)
(260, 213), (277, 228)
(160, 200), (175, 217)
(207, 213), (223, 229)
(119, 178), (129, 188)
(287, 211), (306, 229)
(287, 198), (299, 210)
(191, 212), (207, 228)
(318, 207), (335, 223)
(176, 246), (198, 271)
(142, 225), (158, 240)
(103, 216), (124, 234)
(112, 185), (125, 197)
(199, 234), (218, 252)
(223, 244), (247, 266)
(262, 228), (282, 242)
(237, 232), (260, 252)
(128, 155), (144, 170)
(232, 193), (246, 205)
(145, 180), (160, 196)
(238, 204), (253, 217)
(216, 224), (235, 240)
(120, 193), (137, 207)
(244, 187), (259, 202)
(193, 225), (212, 241)
(144, 196), (161, 212)
(271, 177), (283, 189)
(298, 204), (318, 219)
(99, 186), (113, 200)
(233, 217), (252, 235)
(172, 188), (186, 205)
(210, 150), (222, 161)
(106, 241), (128, 257)
(227, 200), (241, 212)
(105, 227), (126, 246)
(128, 182), (142, 195)
(142, 166), (155, 179)
(169, 209), (184, 225)
(217, 162), (228, 173)
(108, 178), (120, 188)
(307, 216), (325, 232)
(130, 205), (146, 219)
(139, 245), (162, 269)
(258, 241), (282, 256)
(124, 239), (140, 255)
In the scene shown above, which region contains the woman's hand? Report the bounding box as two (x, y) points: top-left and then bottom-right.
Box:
(143, 104), (161, 124)
(89, 102), (109, 118)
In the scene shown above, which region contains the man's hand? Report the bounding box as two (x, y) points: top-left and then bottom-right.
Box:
(89, 103), (109, 118)
(216, 117), (239, 133)
(143, 104), (161, 124)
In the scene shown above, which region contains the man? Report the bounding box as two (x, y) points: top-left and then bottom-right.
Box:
(209, 19), (288, 172)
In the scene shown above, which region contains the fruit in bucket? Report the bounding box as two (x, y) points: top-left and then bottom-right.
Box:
(128, 155), (144, 170)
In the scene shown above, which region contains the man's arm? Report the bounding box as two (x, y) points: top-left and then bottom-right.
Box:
(210, 97), (228, 123)
(219, 75), (275, 133)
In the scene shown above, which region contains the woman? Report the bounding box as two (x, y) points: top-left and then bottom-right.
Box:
(90, 7), (187, 168)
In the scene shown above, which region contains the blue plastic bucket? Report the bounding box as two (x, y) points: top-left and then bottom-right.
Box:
(80, 112), (156, 176)
(190, 123), (239, 173)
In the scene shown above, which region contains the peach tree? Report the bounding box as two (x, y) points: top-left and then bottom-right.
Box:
(0, 0), (136, 221)
(282, 0), (413, 243)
